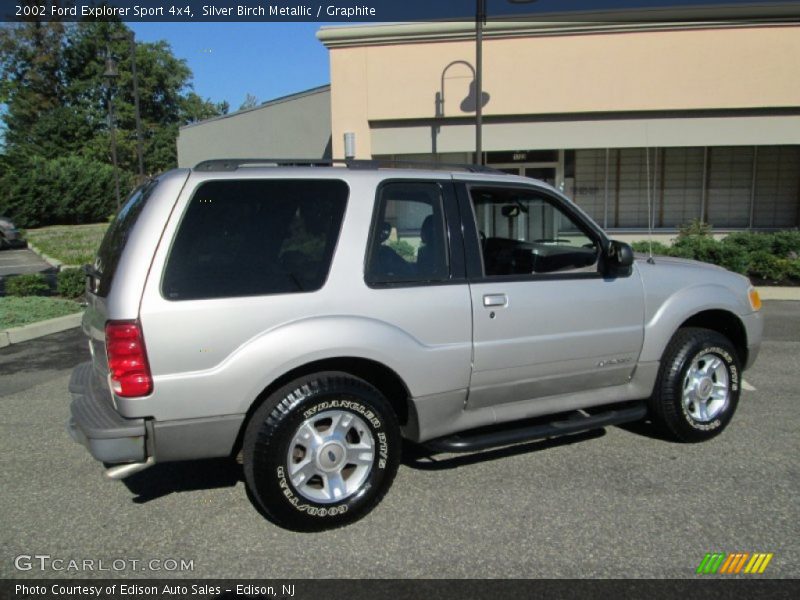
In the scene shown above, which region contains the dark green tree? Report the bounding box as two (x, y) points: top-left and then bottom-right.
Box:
(0, 11), (227, 226)
(0, 19), (67, 158)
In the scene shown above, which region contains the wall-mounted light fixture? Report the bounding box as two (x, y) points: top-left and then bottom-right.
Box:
(344, 132), (356, 159)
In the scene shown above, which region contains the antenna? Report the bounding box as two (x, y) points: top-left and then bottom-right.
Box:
(645, 147), (655, 264)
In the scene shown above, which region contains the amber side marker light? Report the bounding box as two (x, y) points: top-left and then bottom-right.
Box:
(748, 288), (762, 312)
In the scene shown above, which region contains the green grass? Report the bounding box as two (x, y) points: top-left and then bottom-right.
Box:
(24, 223), (108, 266)
(0, 297), (83, 330)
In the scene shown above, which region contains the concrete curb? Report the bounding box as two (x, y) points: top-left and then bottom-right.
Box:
(0, 312), (83, 348)
(24, 243), (82, 271)
(756, 287), (800, 301)
(25, 242), (65, 270)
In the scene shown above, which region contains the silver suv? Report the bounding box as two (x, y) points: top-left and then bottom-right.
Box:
(68, 160), (763, 531)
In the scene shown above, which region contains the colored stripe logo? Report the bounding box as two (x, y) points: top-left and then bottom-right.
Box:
(696, 552), (774, 574)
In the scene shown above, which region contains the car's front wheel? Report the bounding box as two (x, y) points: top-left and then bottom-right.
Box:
(242, 372), (400, 531)
(648, 327), (741, 442)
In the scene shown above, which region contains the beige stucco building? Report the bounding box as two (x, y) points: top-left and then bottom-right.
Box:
(318, 20), (800, 230)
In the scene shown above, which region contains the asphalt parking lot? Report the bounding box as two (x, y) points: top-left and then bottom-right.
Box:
(0, 248), (51, 278)
(1, 302), (798, 579)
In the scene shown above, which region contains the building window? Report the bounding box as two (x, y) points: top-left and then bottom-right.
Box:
(661, 147), (704, 228)
(571, 149), (607, 226)
(706, 146), (754, 228)
(566, 145), (799, 230)
(754, 146), (800, 228)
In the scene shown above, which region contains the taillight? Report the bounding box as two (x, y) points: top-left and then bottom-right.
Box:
(105, 320), (153, 397)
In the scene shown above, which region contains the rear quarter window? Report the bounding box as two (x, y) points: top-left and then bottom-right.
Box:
(94, 181), (158, 297)
(162, 179), (348, 300)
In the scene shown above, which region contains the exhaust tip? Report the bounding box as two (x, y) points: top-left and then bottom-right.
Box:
(104, 456), (156, 480)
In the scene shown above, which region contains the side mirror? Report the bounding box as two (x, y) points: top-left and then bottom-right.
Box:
(605, 240), (634, 275)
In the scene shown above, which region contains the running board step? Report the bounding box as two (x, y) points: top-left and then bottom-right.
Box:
(424, 402), (648, 453)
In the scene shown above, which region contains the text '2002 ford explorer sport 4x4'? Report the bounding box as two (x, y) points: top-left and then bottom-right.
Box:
(68, 160), (762, 531)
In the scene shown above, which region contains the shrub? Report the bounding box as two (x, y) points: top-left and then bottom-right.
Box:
(671, 237), (745, 273)
(5, 273), (50, 297)
(630, 230), (800, 281)
(713, 244), (750, 274)
(786, 259), (800, 282)
(770, 230), (800, 258)
(630, 240), (671, 255)
(0, 155), (133, 228)
(721, 231), (773, 255)
(748, 251), (788, 282)
(670, 235), (719, 263)
(677, 219), (712, 238)
(57, 268), (86, 299)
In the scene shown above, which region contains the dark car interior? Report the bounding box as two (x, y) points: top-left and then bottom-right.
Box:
(471, 187), (599, 276)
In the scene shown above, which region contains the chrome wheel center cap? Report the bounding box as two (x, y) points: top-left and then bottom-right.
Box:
(316, 441), (346, 472)
(697, 377), (714, 400)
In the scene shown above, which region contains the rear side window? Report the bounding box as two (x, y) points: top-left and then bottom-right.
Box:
(94, 181), (158, 297)
(162, 179), (348, 300)
(365, 182), (450, 285)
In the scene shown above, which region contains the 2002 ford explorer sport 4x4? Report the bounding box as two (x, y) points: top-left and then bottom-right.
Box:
(68, 159), (762, 531)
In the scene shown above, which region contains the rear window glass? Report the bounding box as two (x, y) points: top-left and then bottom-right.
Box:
(162, 179), (348, 300)
(94, 181), (158, 297)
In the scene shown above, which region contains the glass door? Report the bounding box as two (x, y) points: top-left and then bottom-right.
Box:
(492, 163), (560, 189)
(523, 166), (557, 188)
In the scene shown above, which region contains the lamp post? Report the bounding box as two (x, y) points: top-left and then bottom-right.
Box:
(103, 47), (121, 211)
(475, 0), (486, 166)
(475, 0), (538, 166)
(435, 60), (488, 160)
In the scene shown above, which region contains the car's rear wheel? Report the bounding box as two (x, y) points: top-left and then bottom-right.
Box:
(242, 371), (400, 531)
(648, 327), (741, 442)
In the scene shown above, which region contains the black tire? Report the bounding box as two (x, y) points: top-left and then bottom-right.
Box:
(648, 327), (741, 443)
(242, 371), (401, 531)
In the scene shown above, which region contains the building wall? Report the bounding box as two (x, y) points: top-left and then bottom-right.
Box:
(320, 22), (800, 230)
(177, 86), (332, 168)
(320, 22), (800, 159)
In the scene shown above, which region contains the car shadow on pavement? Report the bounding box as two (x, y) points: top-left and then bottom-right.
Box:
(614, 418), (681, 443)
(0, 328), (86, 376)
(119, 457), (243, 503)
(401, 428), (606, 471)
(115, 423), (666, 501)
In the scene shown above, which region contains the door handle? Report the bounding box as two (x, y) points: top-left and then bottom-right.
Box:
(483, 294), (508, 308)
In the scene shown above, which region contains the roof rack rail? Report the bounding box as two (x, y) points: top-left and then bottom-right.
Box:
(193, 158), (505, 175)
(194, 158), (334, 171)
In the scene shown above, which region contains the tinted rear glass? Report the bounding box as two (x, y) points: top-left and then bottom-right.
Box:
(94, 181), (158, 297)
(162, 179), (348, 300)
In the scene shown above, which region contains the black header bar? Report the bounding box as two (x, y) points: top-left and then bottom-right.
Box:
(3, 0), (800, 23)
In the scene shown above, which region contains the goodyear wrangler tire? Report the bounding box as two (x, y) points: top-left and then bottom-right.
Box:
(242, 371), (401, 531)
(648, 327), (741, 443)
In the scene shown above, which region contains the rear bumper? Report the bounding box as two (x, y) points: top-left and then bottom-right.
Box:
(67, 362), (146, 463)
(67, 362), (244, 466)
